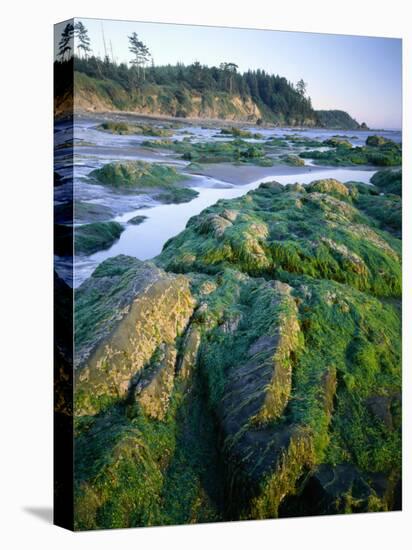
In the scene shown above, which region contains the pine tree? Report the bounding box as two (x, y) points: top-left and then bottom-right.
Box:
(296, 79), (307, 97)
(128, 33), (151, 80)
(75, 21), (91, 59)
(220, 62), (239, 94)
(58, 23), (74, 61)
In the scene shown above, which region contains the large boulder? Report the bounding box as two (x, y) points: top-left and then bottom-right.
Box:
(74, 256), (195, 415)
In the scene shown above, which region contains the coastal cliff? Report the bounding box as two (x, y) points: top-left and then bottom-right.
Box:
(54, 59), (363, 128)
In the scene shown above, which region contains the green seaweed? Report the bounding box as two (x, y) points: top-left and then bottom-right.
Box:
(300, 137), (402, 167)
(89, 160), (187, 189)
(72, 175), (402, 528)
(74, 222), (124, 255)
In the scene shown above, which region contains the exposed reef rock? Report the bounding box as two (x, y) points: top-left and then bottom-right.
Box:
(158, 178), (401, 297)
(75, 256), (195, 416)
(300, 136), (401, 167)
(73, 177), (402, 529)
(134, 343), (177, 420)
(88, 160), (198, 204)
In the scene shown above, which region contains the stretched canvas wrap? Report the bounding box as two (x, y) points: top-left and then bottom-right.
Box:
(54, 17), (402, 531)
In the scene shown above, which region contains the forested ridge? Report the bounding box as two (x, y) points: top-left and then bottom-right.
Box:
(55, 57), (364, 128)
(55, 22), (366, 127)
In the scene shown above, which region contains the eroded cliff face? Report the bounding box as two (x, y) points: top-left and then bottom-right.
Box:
(72, 177), (402, 529)
(67, 71), (263, 122)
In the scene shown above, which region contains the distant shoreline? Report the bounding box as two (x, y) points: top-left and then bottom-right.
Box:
(58, 108), (390, 132)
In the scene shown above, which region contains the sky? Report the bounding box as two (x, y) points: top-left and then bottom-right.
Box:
(55, 18), (402, 129)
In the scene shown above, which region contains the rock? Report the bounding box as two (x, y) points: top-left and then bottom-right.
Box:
(320, 237), (368, 276)
(55, 201), (114, 224)
(199, 280), (217, 295)
(282, 154), (305, 166)
(213, 279), (309, 517)
(221, 209), (239, 222)
(321, 367), (337, 416)
(74, 256), (195, 415)
(306, 178), (350, 198)
(89, 160), (186, 190)
(259, 180), (284, 193)
(74, 221), (124, 255)
(71, 170), (401, 529)
(220, 311), (242, 334)
(371, 169), (402, 196)
(366, 135), (390, 147)
(135, 344), (177, 420)
(177, 325), (201, 380)
(159, 179), (401, 297)
(128, 215), (147, 225)
(323, 137), (352, 148)
(298, 464), (385, 514)
(285, 182), (306, 193)
(365, 395), (393, 429)
(197, 213), (233, 237)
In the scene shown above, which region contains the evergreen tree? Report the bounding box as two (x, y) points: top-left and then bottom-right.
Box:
(58, 23), (74, 61)
(128, 32), (151, 80)
(71, 50), (316, 124)
(220, 62), (239, 94)
(75, 21), (91, 58)
(296, 78), (307, 97)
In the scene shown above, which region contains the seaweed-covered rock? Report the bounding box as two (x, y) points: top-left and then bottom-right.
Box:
(75, 221), (124, 255)
(306, 178), (349, 198)
(175, 325), (201, 381)
(128, 214), (148, 225)
(344, 181), (402, 238)
(89, 160), (186, 189)
(134, 343), (177, 420)
(323, 137), (352, 148)
(279, 463), (391, 516)
(88, 160), (198, 204)
(158, 180), (401, 297)
(72, 175), (401, 529)
(74, 256), (195, 415)
(300, 137), (401, 167)
(221, 280), (300, 428)
(371, 169), (402, 196)
(192, 268), (400, 519)
(366, 135), (390, 147)
(98, 121), (172, 136)
(281, 154), (305, 166)
(259, 180), (284, 193)
(143, 137), (272, 165)
(219, 127), (263, 139)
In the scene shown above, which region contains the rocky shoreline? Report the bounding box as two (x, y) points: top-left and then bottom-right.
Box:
(65, 109), (373, 132)
(65, 175), (402, 529)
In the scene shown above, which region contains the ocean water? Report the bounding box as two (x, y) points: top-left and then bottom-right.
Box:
(54, 117), (399, 287)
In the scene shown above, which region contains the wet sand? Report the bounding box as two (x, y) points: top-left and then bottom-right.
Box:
(77, 144), (186, 165)
(191, 162), (328, 185)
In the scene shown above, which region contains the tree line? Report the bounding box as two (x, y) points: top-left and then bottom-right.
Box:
(57, 21), (314, 122)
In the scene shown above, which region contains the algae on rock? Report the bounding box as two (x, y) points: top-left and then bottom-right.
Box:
(72, 175), (402, 529)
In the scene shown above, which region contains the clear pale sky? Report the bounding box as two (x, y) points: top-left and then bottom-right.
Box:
(55, 17), (402, 129)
